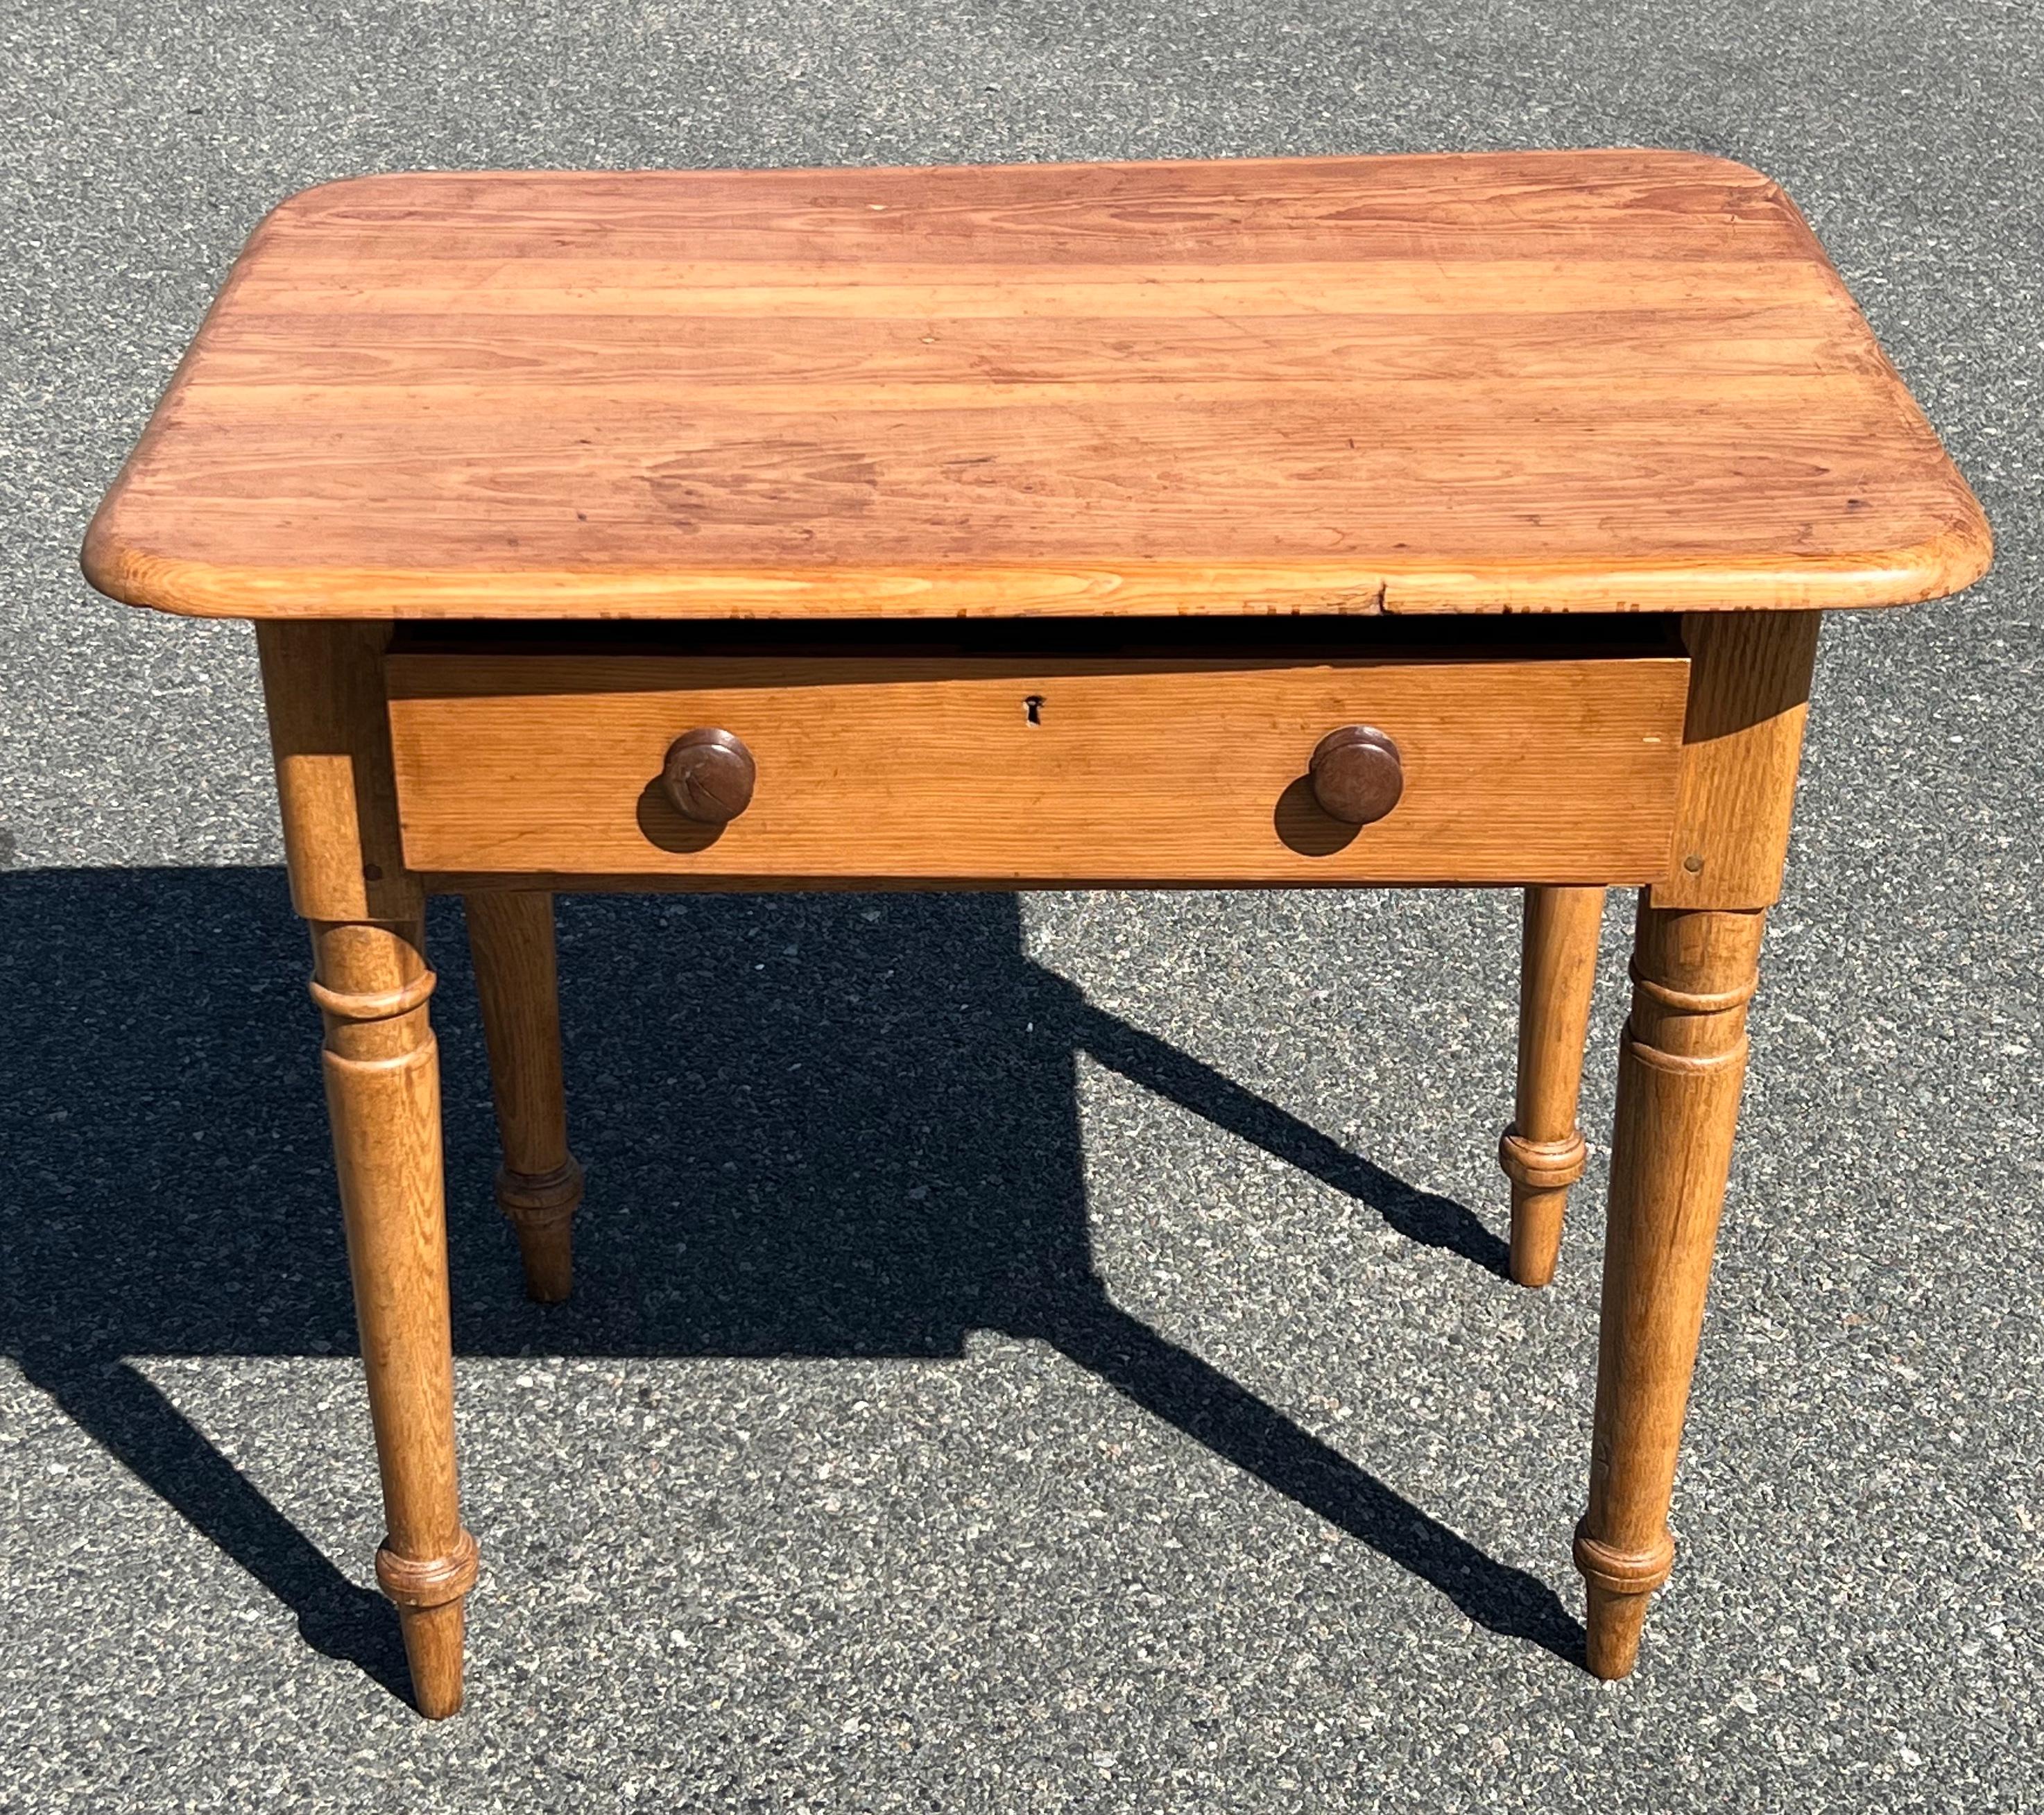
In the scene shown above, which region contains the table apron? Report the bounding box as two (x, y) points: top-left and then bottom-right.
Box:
(385, 650), (1690, 888)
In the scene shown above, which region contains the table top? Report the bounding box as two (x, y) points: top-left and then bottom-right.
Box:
(83, 152), (1989, 622)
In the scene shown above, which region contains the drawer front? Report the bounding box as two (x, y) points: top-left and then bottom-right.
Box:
(386, 652), (1688, 886)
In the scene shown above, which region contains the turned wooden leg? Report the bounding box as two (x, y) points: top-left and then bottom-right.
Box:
(260, 621), (476, 1719)
(1500, 884), (1605, 1287)
(314, 915), (476, 1716)
(1577, 902), (1763, 1676)
(1571, 610), (1819, 1678)
(465, 890), (583, 1302)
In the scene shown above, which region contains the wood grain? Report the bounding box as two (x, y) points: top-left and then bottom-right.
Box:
(255, 621), (421, 924)
(1574, 598), (1817, 1678)
(465, 890), (583, 1303)
(83, 153), (1989, 621)
(1500, 884), (1606, 1287)
(384, 648), (1690, 885)
(257, 620), (476, 1719)
(1578, 900), (1768, 1679)
(1651, 610), (1822, 909)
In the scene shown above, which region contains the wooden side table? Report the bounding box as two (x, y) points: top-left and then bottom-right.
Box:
(82, 153), (1989, 1717)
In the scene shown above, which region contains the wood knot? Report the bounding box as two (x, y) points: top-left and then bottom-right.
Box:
(375, 1527), (479, 1610)
(1497, 1126), (1587, 1190)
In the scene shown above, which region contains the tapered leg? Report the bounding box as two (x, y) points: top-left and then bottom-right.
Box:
(259, 621), (476, 1718)
(314, 915), (476, 1715)
(465, 891), (583, 1302)
(1500, 885), (1605, 1287)
(1576, 900), (1765, 1678)
(1572, 610), (1819, 1678)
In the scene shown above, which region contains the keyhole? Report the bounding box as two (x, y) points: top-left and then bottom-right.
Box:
(1023, 694), (1044, 725)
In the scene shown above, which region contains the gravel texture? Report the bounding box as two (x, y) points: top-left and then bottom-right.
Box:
(2, 2), (2040, 1809)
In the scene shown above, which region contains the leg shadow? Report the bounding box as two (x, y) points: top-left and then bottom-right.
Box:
(17, 1348), (411, 1701)
(1033, 1289), (1583, 1662)
(1072, 1001), (1512, 1278)
(3, 867), (1572, 1703)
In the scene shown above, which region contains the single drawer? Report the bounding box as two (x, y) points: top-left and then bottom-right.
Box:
(386, 629), (1689, 887)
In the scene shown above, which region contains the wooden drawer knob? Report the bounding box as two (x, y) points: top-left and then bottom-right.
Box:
(1309, 724), (1404, 825)
(661, 728), (755, 823)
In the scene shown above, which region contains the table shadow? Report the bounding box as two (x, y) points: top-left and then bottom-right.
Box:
(1, 866), (1581, 1703)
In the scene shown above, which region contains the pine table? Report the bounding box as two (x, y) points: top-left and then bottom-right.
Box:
(83, 152), (1990, 1715)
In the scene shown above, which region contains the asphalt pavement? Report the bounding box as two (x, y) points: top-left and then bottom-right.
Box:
(2, 2), (2038, 1808)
